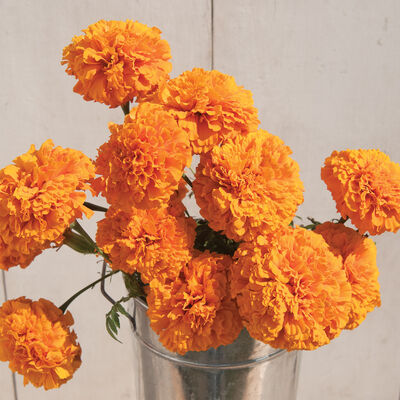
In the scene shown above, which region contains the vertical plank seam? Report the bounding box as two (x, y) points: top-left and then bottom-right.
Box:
(2, 271), (18, 400)
(211, 0), (214, 69)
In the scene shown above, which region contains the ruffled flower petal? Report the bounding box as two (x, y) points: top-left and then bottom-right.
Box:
(92, 103), (192, 210)
(315, 222), (381, 329)
(0, 297), (81, 390)
(147, 251), (242, 354)
(230, 226), (352, 351)
(321, 149), (400, 235)
(0, 140), (95, 270)
(154, 68), (260, 153)
(193, 130), (304, 242)
(62, 20), (171, 107)
(96, 206), (196, 284)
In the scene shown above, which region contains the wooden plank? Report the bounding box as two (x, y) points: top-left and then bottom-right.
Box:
(0, 272), (17, 400)
(214, 1), (400, 399)
(0, 0), (211, 399)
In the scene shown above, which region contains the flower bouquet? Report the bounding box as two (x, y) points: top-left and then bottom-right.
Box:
(0, 19), (398, 399)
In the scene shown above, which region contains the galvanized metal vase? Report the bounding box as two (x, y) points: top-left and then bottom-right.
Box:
(131, 297), (301, 400)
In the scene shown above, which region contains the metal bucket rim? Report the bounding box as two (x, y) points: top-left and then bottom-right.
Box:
(132, 298), (288, 370)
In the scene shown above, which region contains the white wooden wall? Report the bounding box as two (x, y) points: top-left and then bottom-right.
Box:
(0, 1), (399, 399)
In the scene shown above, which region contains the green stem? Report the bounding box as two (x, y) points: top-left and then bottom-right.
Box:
(121, 102), (130, 116)
(84, 201), (108, 212)
(307, 217), (321, 225)
(70, 220), (110, 261)
(71, 220), (96, 246)
(63, 229), (97, 254)
(59, 270), (119, 313)
(338, 216), (349, 224)
(182, 174), (193, 188)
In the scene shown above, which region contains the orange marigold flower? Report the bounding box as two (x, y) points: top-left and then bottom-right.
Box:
(147, 251), (242, 355)
(321, 149), (400, 235)
(315, 222), (381, 329)
(193, 130), (304, 242)
(230, 227), (352, 351)
(0, 297), (82, 390)
(155, 68), (260, 153)
(92, 103), (192, 210)
(0, 140), (95, 270)
(61, 20), (171, 108)
(96, 206), (196, 284)
(167, 178), (189, 217)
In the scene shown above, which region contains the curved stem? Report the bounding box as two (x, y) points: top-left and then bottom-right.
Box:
(84, 201), (108, 212)
(121, 102), (130, 116)
(100, 261), (116, 306)
(59, 270), (119, 313)
(101, 262), (137, 329)
(182, 174), (193, 188)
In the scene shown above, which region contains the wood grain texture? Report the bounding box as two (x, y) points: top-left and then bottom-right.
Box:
(2, 1), (399, 399)
(0, 1), (211, 398)
(214, 1), (400, 399)
(0, 272), (17, 399)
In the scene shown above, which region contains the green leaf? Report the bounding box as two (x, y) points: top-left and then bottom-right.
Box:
(193, 220), (240, 256)
(104, 296), (136, 343)
(123, 272), (146, 298)
(107, 316), (118, 334)
(62, 229), (97, 254)
(105, 317), (122, 343)
(302, 224), (316, 230)
(111, 310), (121, 329)
(115, 303), (131, 319)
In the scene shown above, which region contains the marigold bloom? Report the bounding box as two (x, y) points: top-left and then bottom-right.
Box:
(92, 103), (192, 210)
(62, 20), (171, 107)
(0, 297), (82, 390)
(193, 130), (304, 242)
(0, 140), (95, 270)
(230, 227), (352, 351)
(96, 206), (196, 284)
(321, 149), (400, 235)
(315, 222), (381, 329)
(155, 68), (260, 153)
(167, 178), (189, 217)
(147, 251), (242, 354)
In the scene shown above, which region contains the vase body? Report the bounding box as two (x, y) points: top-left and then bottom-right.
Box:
(131, 298), (301, 400)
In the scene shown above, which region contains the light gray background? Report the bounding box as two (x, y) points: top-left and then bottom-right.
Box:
(0, 1), (399, 399)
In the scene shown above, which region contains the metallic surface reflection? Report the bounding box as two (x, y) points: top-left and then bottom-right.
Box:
(131, 298), (301, 400)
